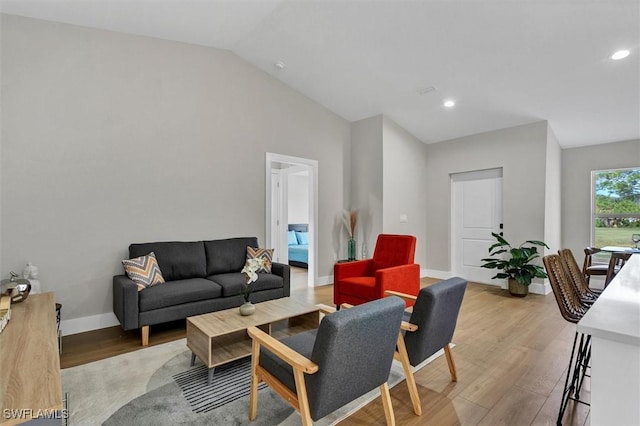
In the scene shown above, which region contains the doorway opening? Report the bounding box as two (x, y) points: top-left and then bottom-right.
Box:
(266, 153), (318, 289)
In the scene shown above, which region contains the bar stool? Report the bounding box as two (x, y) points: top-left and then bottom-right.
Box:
(543, 254), (591, 425)
(558, 249), (601, 304)
(604, 252), (632, 287)
(582, 247), (608, 286)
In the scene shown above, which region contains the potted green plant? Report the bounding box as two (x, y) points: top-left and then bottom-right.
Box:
(480, 232), (549, 297)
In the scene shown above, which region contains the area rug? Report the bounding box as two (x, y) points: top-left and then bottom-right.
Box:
(61, 338), (444, 425)
(173, 358), (268, 413)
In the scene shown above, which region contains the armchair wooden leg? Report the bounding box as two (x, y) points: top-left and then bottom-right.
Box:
(444, 343), (457, 382)
(293, 369), (313, 426)
(395, 335), (422, 415)
(249, 339), (260, 420)
(379, 382), (396, 426)
(141, 325), (149, 346)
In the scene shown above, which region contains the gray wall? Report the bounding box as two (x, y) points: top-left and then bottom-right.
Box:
(562, 139), (640, 258)
(349, 115), (383, 259)
(349, 115), (427, 265)
(0, 14), (350, 321)
(425, 121), (549, 272)
(544, 126), (562, 253)
(382, 116), (428, 266)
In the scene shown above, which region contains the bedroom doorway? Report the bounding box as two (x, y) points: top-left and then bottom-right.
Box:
(266, 153), (318, 289)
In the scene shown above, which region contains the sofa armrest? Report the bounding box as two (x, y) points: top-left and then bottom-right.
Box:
(375, 264), (420, 306)
(271, 262), (291, 297)
(113, 275), (140, 330)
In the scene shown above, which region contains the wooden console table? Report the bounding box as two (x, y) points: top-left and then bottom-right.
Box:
(0, 293), (63, 425)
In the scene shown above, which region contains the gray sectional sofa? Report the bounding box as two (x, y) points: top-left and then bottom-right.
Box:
(113, 237), (290, 345)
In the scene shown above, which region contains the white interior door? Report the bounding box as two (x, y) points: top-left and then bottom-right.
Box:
(452, 169), (503, 285)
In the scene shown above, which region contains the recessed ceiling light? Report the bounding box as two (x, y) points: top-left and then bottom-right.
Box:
(274, 61), (285, 70)
(611, 49), (630, 60)
(443, 100), (456, 108)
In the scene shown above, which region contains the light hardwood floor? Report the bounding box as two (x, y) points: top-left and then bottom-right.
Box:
(60, 278), (590, 425)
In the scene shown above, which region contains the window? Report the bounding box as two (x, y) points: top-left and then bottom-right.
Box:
(592, 167), (640, 249)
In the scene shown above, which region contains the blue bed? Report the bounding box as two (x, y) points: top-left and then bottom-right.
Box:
(288, 224), (309, 269)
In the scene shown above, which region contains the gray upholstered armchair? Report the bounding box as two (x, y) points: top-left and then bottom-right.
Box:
(386, 276), (467, 416)
(247, 296), (405, 425)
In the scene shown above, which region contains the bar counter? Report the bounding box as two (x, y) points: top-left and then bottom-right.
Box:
(577, 254), (640, 425)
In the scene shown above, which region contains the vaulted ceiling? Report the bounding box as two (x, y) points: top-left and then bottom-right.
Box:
(2, 0), (638, 148)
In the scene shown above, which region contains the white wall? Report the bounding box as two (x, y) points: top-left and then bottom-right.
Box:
(382, 116), (428, 266)
(0, 14), (350, 324)
(425, 121), (549, 273)
(562, 139), (640, 258)
(287, 173), (309, 224)
(349, 115), (383, 259)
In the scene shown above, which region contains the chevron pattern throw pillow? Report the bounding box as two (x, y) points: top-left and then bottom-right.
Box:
(246, 247), (273, 273)
(122, 252), (165, 291)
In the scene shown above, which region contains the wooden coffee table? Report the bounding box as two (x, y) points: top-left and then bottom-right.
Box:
(186, 297), (321, 385)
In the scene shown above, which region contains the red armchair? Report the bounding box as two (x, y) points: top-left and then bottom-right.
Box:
(334, 234), (420, 307)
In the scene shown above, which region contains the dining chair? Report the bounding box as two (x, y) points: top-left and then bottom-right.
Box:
(604, 252), (633, 286)
(248, 296), (405, 426)
(543, 254), (591, 425)
(582, 247), (608, 285)
(558, 249), (600, 304)
(385, 276), (467, 416)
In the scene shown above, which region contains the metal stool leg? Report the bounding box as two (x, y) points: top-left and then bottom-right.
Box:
(574, 336), (591, 399)
(557, 332), (591, 425)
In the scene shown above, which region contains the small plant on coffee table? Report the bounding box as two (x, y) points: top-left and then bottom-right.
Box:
(241, 257), (267, 303)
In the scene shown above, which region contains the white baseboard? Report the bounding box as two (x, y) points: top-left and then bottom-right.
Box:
(61, 275), (550, 337)
(529, 279), (552, 295)
(320, 269), (453, 285)
(315, 274), (333, 286)
(422, 269), (452, 279)
(61, 312), (119, 336)
(421, 269), (551, 295)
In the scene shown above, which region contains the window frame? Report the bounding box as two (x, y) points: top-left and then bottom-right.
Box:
(591, 166), (640, 247)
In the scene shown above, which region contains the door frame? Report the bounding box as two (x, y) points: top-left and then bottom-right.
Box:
(265, 153), (318, 287)
(270, 169), (288, 264)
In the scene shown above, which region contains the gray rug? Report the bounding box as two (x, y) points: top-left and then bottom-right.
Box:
(62, 338), (441, 425)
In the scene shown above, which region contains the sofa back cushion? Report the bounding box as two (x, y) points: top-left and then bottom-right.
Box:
(129, 241), (206, 282)
(205, 237), (258, 275)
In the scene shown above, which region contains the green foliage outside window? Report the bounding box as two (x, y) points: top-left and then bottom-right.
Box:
(593, 168), (640, 248)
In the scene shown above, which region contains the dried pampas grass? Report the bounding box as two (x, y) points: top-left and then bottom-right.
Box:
(343, 209), (358, 238)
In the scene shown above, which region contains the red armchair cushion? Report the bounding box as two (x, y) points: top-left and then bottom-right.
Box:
(337, 276), (377, 300)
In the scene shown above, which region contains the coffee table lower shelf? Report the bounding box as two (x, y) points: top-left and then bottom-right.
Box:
(186, 299), (320, 385)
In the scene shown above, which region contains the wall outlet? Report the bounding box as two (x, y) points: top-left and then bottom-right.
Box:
(400, 214), (408, 223)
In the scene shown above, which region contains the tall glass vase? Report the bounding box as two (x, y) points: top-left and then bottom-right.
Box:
(348, 238), (357, 261)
